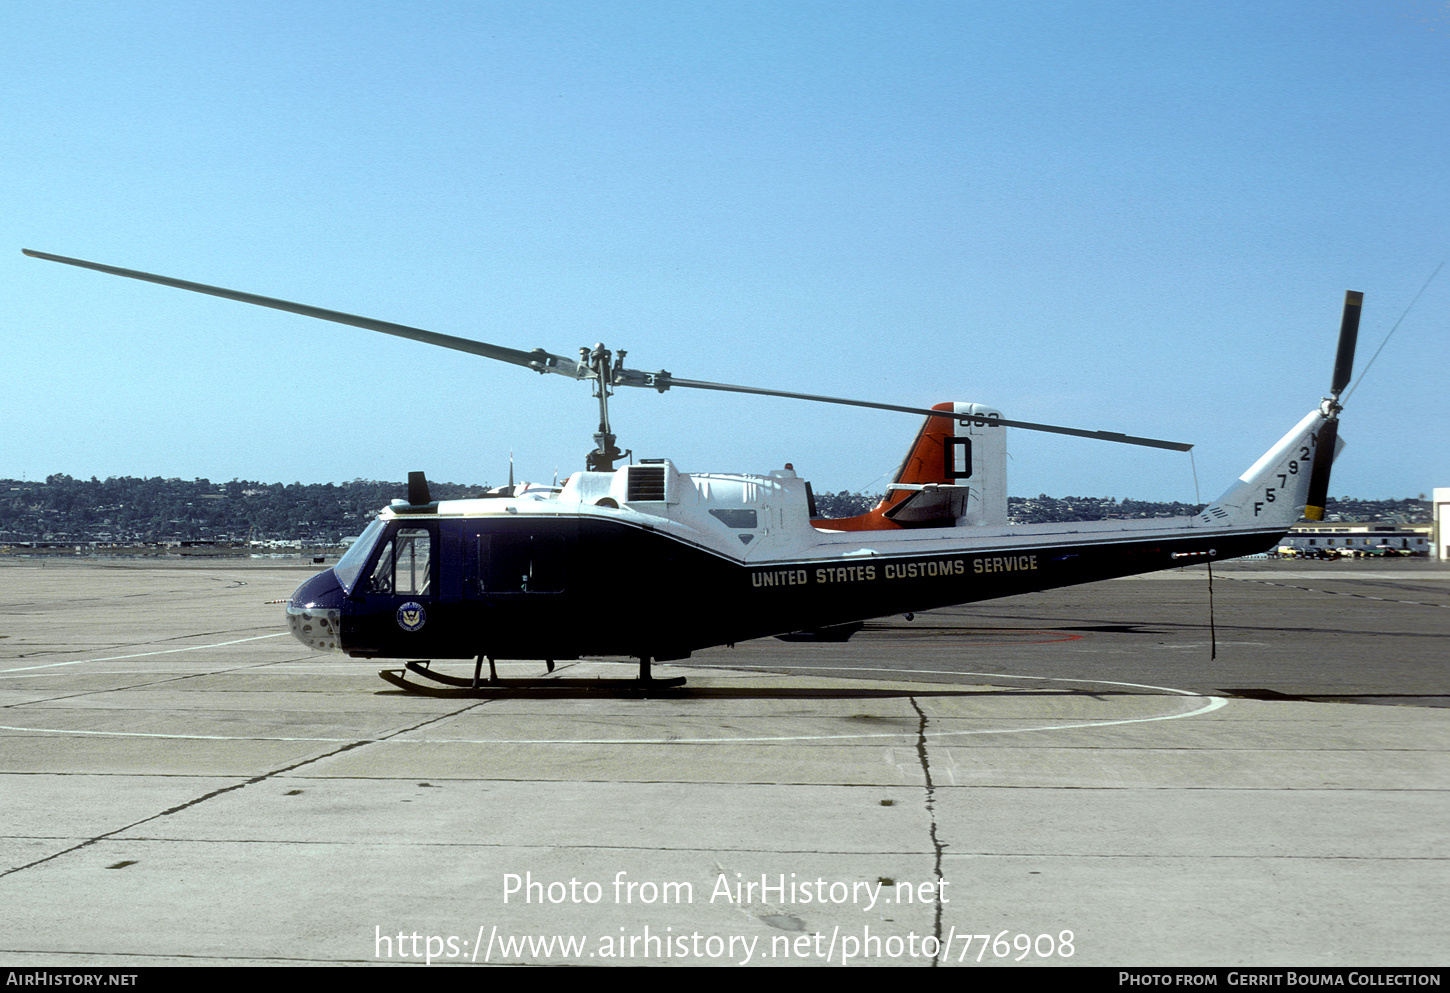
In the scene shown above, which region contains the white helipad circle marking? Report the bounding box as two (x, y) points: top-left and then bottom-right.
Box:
(0, 661), (1226, 744)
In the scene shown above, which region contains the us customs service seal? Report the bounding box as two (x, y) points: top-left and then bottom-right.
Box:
(396, 601), (426, 632)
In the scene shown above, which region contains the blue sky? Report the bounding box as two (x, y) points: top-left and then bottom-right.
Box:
(5, 1), (1446, 501)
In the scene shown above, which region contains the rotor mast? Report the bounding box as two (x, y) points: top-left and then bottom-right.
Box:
(581, 342), (626, 472)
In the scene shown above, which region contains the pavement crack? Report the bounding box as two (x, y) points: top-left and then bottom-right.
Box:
(0, 697), (494, 880)
(909, 696), (946, 966)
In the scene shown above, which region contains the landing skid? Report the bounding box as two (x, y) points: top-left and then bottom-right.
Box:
(380, 659), (687, 696)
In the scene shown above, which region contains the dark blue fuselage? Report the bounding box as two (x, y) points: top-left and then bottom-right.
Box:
(286, 513), (1280, 663)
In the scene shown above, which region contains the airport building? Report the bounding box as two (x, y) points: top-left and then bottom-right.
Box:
(1277, 522), (1431, 557)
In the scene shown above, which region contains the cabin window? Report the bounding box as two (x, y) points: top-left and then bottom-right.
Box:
(367, 527), (432, 595)
(478, 534), (566, 593)
(709, 509), (757, 529)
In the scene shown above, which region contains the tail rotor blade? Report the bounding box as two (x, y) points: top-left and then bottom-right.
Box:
(1302, 418), (1338, 522)
(1331, 291), (1363, 397)
(1304, 289), (1361, 521)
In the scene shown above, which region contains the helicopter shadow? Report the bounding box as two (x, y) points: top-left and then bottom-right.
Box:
(375, 668), (1171, 702)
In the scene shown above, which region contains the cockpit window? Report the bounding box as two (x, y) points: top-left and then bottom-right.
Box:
(334, 518), (386, 593)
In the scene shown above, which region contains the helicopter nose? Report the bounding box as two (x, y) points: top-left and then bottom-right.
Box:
(286, 568), (346, 653)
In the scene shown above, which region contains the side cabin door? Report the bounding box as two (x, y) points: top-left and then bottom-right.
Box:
(351, 520), (458, 657)
(463, 519), (578, 658)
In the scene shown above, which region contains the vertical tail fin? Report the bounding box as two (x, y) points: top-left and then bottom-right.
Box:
(1201, 290), (1361, 529)
(1197, 409), (1335, 528)
(812, 403), (1007, 530)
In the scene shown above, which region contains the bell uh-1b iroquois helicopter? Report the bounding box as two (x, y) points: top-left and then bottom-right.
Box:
(25, 249), (1361, 692)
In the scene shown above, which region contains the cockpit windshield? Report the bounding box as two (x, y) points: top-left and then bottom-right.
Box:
(333, 518), (386, 593)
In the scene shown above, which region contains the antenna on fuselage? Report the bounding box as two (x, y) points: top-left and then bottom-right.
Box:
(407, 470), (432, 506)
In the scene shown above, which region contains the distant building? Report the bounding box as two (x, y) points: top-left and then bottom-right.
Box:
(1435, 488), (1449, 561)
(1277, 522), (1430, 557)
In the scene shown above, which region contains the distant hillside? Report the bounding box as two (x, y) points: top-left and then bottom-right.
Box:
(1008, 494), (1430, 525)
(815, 490), (1430, 526)
(0, 475), (488, 545)
(0, 475), (1431, 546)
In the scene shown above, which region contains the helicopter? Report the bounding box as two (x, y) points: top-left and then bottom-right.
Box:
(23, 249), (1361, 691)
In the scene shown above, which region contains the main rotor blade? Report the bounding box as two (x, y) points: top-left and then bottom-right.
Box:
(646, 375), (1193, 451)
(26, 249), (1192, 451)
(22, 249), (585, 379)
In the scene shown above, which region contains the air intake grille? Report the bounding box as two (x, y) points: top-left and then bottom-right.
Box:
(626, 465), (667, 502)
